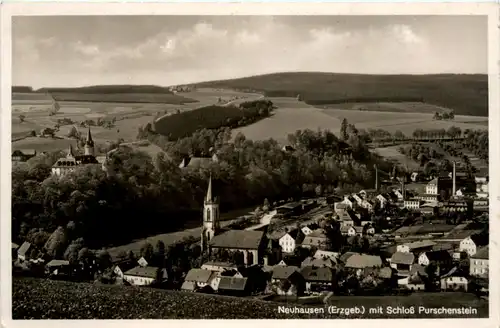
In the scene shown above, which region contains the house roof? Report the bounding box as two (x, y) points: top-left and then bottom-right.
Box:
(404, 240), (436, 250)
(391, 252), (415, 265)
(217, 276), (248, 291)
(301, 256), (336, 269)
(178, 157), (213, 169)
(17, 242), (31, 256)
(47, 260), (70, 267)
(444, 229), (482, 240)
(12, 242), (19, 249)
(271, 266), (299, 280)
(201, 261), (237, 269)
(473, 246), (489, 260)
(417, 224), (455, 234)
(184, 268), (217, 283)
(300, 266), (333, 282)
(181, 281), (196, 291)
(314, 250), (338, 260)
(424, 250), (452, 262)
(209, 230), (264, 250)
(307, 229), (327, 238)
(394, 225), (423, 236)
(339, 252), (357, 263)
(345, 254), (383, 269)
(124, 266), (159, 278)
(410, 264), (427, 277)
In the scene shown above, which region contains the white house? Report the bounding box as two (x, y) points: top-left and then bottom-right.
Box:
(279, 231), (302, 253)
(123, 266), (167, 286)
(470, 246), (488, 278)
(301, 226), (313, 236)
(426, 178), (439, 195)
(418, 250), (452, 268)
(404, 199), (422, 210)
(459, 236), (480, 257)
(360, 200), (374, 212)
(342, 196), (357, 209)
(376, 194), (388, 208)
(396, 244), (410, 253)
(440, 269), (468, 292)
(201, 261), (237, 272)
(341, 226), (356, 237)
(182, 268), (219, 292)
(352, 194), (363, 204)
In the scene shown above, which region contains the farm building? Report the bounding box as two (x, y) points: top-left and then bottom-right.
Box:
(123, 266), (167, 286)
(12, 149), (36, 162)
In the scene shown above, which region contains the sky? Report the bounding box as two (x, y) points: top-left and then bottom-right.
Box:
(12, 15), (488, 89)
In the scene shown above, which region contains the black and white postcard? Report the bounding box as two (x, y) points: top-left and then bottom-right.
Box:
(1, 2), (498, 326)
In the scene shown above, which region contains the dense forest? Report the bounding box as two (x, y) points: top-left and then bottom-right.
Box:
(192, 72), (488, 117)
(12, 121), (390, 255)
(148, 100), (275, 140)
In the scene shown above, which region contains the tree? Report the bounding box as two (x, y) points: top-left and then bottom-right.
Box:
(18, 114), (26, 123)
(262, 198), (270, 212)
(340, 118), (349, 141)
(140, 242), (154, 262)
(97, 249), (112, 270)
(433, 112), (441, 120)
(67, 126), (80, 139)
(424, 262), (439, 291)
(44, 226), (68, 259)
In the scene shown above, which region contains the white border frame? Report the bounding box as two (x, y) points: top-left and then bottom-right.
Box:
(1, 3), (499, 328)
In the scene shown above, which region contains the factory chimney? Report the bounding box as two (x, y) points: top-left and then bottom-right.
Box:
(374, 164), (379, 191)
(452, 161), (456, 197)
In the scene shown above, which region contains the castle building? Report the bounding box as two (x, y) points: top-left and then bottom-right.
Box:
(51, 127), (107, 177)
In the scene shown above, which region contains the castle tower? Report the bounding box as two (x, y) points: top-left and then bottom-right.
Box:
(67, 144), (75, 158)
(84, 127), (95, 156)
(201, 174), (219, 252)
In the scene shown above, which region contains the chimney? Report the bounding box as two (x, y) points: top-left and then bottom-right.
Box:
(452, 161), (456, 196)
(263, 256), (269, 266)
(374, 164), (379, 191)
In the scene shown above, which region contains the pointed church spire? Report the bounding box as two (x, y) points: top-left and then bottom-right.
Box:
(206, 174), (213, 203)
(86, 127), (94, 146)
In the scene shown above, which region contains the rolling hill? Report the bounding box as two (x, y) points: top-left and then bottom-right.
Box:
(191, 72), (488, 117)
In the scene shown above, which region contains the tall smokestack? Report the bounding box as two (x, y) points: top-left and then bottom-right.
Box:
(374, 164), (379, 191)
(452, 161), (456, 197)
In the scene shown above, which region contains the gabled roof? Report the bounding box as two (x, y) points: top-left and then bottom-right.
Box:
(300, 266), (333, 282)
(47, 260), (70, 267)
(378, 267), (393, 279)
(410, 263), (427, 277)
(17, 241), (31, 256)
(201, 261), (237, 269)
(339, 252), (357, 263)
(391, 252), (415, 265)
(444, 229), (483, 240)
(271, 266), (299, 280)
(181, 281), (196, 291)
(184, 268), (217, 283)
(210, 230), (264, 250)
(313, 250), (338, 260)
(301, 256), (336, 269)
(124, 266), (159, 278)
(345, 254), (382, 269)
(218, 276), (248, 291)
(404, 240), (436, 250)
(394, 225), (423, 236)
(473, 246), (489, 260)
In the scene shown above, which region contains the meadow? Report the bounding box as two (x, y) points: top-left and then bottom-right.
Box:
(372, 145), (421, 170)
(11, 88), (261, 152)
(232, 97), (488, 144)
(13, 277), (487, 319)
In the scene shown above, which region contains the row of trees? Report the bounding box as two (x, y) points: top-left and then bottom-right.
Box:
(144, 100), (274, 141)
(433, 110), (455, 121)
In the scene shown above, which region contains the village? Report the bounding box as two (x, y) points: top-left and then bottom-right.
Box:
(12, 151), (489, 304)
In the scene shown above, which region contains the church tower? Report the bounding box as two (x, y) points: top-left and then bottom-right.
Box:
(67, 144), (75, 158)
(84, 127), (95, 156)
(201, 175), (219, 252)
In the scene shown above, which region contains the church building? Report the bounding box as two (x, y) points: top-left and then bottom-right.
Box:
(201, 176), (267, 266)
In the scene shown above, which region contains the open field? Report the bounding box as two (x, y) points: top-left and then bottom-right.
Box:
(232, 97), (488, 144)
(11, 88), (262, 152)
(13, 277), (487, 319)
(372, 145), (421, 170)
(324, 101), (456, 114)
(193, 72), (488, 117)
(232, 98), (342, 144)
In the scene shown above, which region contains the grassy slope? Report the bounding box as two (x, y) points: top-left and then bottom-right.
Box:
(192, 72), (488, 117)
(13, 277), (487, 319)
